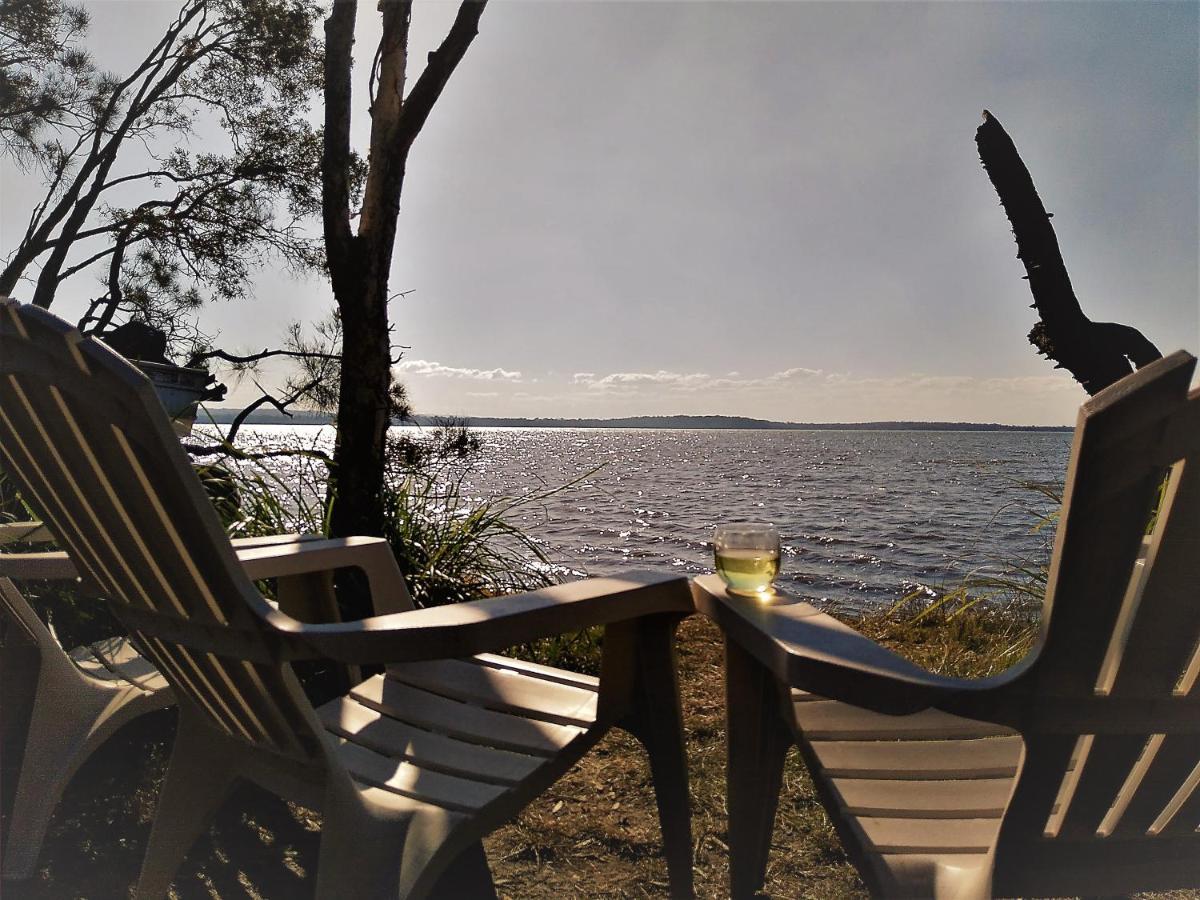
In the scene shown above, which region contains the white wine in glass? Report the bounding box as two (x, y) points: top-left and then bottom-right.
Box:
(713, 523), (781, 596)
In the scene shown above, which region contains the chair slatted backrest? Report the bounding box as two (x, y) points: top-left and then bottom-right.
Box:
(991, 350), (1200, 887)
(0, 300), (324, 763)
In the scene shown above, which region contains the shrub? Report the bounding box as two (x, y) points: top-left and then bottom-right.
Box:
(378, 468), (557, 607)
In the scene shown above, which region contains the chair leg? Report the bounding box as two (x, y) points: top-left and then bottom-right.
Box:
(317, 792), (469, 900)
(134, 709), (239, 900)
(725, 637), (791, 900)
(1, 631), (39, 851)
(314, 806), (405, 900)
(619, 613), (696, 900)
(2, 675), (112, 879)
(426, 841), (498, 900)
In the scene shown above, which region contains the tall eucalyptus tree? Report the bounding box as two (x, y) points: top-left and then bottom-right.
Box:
(321, 0), (488, 541)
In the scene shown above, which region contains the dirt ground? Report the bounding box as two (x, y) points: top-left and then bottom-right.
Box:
(4, 616), (861, 899)
(482, 615), (861, 900)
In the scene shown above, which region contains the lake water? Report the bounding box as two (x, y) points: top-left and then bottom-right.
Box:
(221, 425), (1072, 612)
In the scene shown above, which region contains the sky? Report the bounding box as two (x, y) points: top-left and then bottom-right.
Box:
(2, 0), (1197, 425)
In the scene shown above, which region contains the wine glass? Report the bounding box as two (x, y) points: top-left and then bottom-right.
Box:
(713, 523), (781, 597)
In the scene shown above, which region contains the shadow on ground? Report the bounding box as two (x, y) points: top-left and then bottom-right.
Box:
(1, 618), (865, 899)
(9, 617), (1196, 899)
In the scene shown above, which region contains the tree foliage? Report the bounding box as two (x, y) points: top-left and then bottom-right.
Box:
(0, 0), (96, 165)
(0, 0), (325, 361)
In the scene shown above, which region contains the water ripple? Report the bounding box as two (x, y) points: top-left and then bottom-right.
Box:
(220, 425), (1070, 613)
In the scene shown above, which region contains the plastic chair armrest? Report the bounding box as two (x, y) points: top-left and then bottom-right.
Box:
(0, 534), (412, 611)
(691, 574), (979, 715)
(266, 572), (693, 664)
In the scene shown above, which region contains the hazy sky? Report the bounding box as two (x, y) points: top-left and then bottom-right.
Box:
(2, 1), (1197, 424)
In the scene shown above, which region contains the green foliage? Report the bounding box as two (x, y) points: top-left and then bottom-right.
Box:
(918, 469), (1165, 639)
(378, 439), (607, 669)
(192, 424), (567, 611)
(0, 0), (95, 166)
(862, 592), (1038, 679)
(0, 523), (122, 649)
(515, 626), (605, 676)
(377, 468), (557, 608)
(387, 418), (482, 469)
(0, 466), (32, 520)
(1, 0), (328, 363)
(924, 479), (1059, 614)
(1147, 470), (1171, 535)
(195, 458), (330, 538)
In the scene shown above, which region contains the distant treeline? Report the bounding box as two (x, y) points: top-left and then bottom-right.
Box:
(200, 408), (1072, 432)
(433, 414), (1073, 431)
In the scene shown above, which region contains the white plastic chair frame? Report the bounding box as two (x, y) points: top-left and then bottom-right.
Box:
(0, 519), (173, 880)
(0, 522), (412, 881)
(694, 351), (1200, 899)
(0, 299), (695, 899)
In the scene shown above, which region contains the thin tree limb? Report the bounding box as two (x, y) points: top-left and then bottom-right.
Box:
(181, 443), (333, 466)
(393, 0), (487, 158)
(186, 376), (323, 455)
(190, 347), (341, 366)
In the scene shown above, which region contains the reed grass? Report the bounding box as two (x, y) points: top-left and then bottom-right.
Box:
(377, 468), (557, 607)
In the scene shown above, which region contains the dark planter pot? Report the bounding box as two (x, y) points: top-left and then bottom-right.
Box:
(138, 361), (212, 436)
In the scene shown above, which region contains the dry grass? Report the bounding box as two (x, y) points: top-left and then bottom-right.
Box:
(6, 608), (1198, 899)
(484, 615), (863, 900)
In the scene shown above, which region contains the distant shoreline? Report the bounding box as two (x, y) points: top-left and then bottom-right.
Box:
(199, 408), (1073, 432)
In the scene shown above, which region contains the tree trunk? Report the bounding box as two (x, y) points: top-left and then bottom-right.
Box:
(322, 0), (487, 547)
(327, 267), (393, 540)
(976, 110), (1161, 395)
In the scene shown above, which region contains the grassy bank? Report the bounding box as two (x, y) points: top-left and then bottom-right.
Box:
(0, 600), (1078, 900)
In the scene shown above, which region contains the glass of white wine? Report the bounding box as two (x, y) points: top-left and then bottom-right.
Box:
(713, 523), (781, 597)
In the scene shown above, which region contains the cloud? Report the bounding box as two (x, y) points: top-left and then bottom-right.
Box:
(556, 365), (1080, 422)
(590, 370), (711, 389)
(573, 366), (826, 393)
(765, 367), (824, 382)
(397, 359), (523, 381)
(821, 372), (1078, 395)
(400, 358), (1082, 424)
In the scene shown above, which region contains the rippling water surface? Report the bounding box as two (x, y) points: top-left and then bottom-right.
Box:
(228, 426), (1071, 612)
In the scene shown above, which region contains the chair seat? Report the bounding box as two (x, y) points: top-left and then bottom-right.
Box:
(789, 690), (1022, 898)
(69, 635), (171, 694)
(318, 654), (601, 815)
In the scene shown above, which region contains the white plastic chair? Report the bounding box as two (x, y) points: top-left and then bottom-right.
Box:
(695, 351), (1200, 898)
(1, 521), (417, 881)
(0, 299), (695, 898)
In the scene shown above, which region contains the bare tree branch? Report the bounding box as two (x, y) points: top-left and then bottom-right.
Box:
(394, 0), (487, 158)
(182, 442), (333, 466)
(184, 376), (326, 460)
(976, 110), (1161, 395)
(190, 347), (341, 366)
